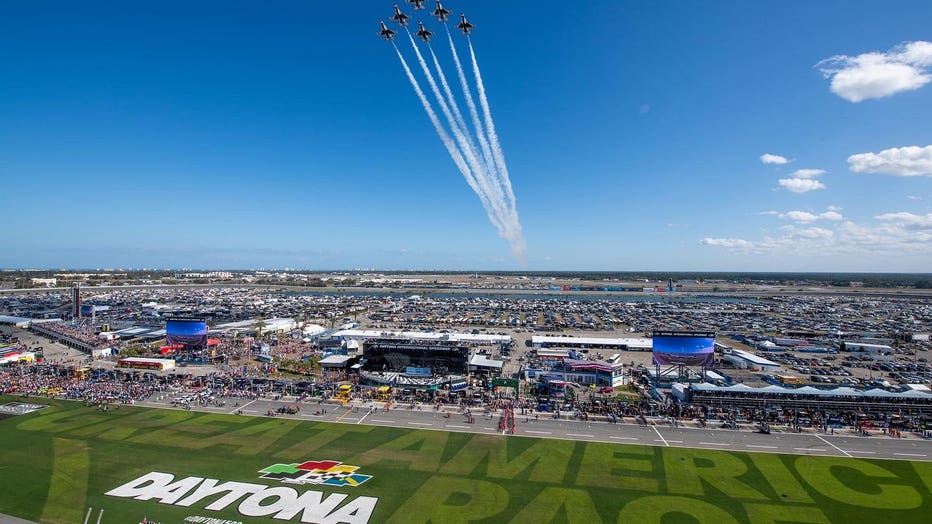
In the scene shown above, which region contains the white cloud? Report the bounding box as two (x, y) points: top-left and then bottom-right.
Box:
(874, 212), (932, 227)
(760, 153), (789, 165)
(772, 209), (845, 223)
(701, 212), (932, 258)
(699, 238), (754, 250)
(783, 211), (819, 223)
(816, 41), (932, 102)
(897, 40), (932, 67)
(790, 226), (835, 240)
(790, 168), (826, 179)
(847, 145), (932, 177)
(778, 178), (826, 193)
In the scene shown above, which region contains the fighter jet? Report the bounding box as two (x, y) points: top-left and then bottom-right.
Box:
(456, 13), (474, 35)
(407, 0), (426, 9)
(415, 21), (433, 42)
(378, 21), (396, 41)
(432, 0), (451, 22)
(391, 4), (409, 26)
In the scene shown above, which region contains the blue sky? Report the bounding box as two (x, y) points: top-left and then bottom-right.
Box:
(2, 1), (931, 271)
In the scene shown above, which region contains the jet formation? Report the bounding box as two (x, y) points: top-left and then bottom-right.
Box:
(376, 2), (526, 263)
(380, 0), (470, 36)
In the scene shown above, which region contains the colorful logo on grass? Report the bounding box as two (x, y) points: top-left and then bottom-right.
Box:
(259, 460), (373, 488)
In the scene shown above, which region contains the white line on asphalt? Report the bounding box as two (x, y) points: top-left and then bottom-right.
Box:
(355, 411), (370, 425)
(610, 436), (639, 441)
(568, 433), (594, 438)
(652, 426), (669, 447)
(483, 427), (495, 431)
(370, 419), (394, 424)
(793, 448), (823, 452)
(230, 399), (256, 414)
(526, 430), (552, 435)
(746, 445), (778, 449)
(445, 425), (470, 429)
(699, 442), (726, 446)
(408, 422), (432, 426)
(815, 434), (852, 458)
(894, 453), (927, 457)
(666, 440), (683, 443)
(848, 450), (876, 454)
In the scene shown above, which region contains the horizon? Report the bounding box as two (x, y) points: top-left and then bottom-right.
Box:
(3, 268), (931, 277)
(3, 1), (931, 271)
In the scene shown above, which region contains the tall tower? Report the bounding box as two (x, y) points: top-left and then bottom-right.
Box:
(72, 285), (81, 319)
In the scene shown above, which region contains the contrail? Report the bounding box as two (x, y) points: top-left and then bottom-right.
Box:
(391, 42), (504, 237)
(428, 43), (476, 166)
(467, 37), (524, 262)
(389, 23), (526, 264)
(406, 29), (509, 232)
(468, 37), (517, 211)
(445, 24), (499, 201)
(427, 40), (511, 231)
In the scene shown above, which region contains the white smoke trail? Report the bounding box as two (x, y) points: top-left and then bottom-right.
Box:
(467, 37), (525, 263)
(391, 42), (504, 237)
(405, 30), (510, 234)
(428, 43), (476, 165)
(427, 40), (513, 238)
(445, 24), (499, 202)
(468, 38), (517, 212)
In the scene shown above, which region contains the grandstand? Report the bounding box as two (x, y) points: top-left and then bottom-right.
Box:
(359, 338), (472, 390)
(685, 382), (932, 415)
(532, 335), (652, 351)
(335, 329), (511, 346)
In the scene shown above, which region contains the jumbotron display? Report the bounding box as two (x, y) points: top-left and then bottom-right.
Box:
(165, 317), (208, 349)
(652, 330), (715, 366)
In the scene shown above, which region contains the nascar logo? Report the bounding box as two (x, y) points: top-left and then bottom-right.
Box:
(259, 460), (373, 488)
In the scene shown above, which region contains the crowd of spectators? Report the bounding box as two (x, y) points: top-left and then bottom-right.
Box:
(32, 322), (113, 349)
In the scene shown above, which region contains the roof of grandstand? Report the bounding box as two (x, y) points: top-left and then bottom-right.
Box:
(689, 382), (932, 399)
(359, 371), (467, 387)
(335, 329), (511, 344)
(532, 335), (652, 349)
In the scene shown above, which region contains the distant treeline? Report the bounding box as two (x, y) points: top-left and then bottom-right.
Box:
(359, 271), (932, 289)
(5, 269), (931, 289)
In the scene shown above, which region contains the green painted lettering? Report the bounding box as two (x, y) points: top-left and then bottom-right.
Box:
(349, 430), (448, 472)
(508, 487), (602, 523)
(386, 476), (508, 524)
(617, 495), (739, 523)
(664, 449), (767, 500)
(743, 503), (829, 523)
(575, 444), (660, 492)
(439, 434), (573, 483)
(795, 456), (922, 510)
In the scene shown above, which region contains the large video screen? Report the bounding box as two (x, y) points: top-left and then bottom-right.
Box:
(652, 330), (715, 366)
(165, 317), (208, 349)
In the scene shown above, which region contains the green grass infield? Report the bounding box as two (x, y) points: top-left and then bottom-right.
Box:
(1, 395), (931, 523)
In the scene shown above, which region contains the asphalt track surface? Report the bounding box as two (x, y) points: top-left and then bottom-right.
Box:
(134, 396), (932, 462)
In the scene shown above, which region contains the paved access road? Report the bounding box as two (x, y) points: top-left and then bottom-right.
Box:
(134, 395), (932, 462)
